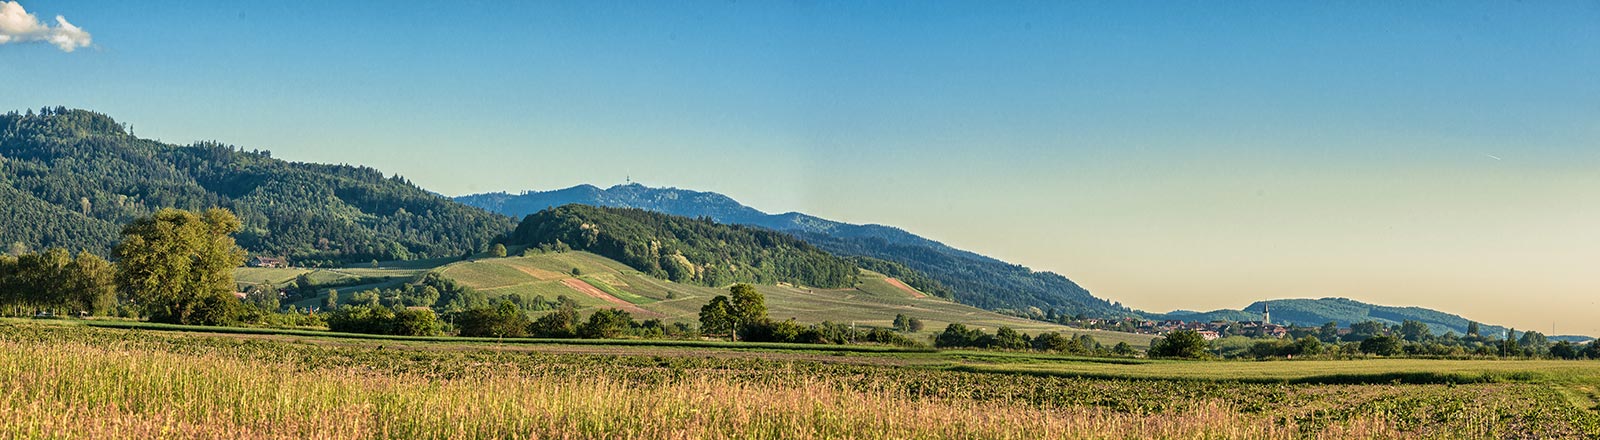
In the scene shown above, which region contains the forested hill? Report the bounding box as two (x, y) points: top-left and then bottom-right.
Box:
(504, 205), (859, 289)
(1147, 297), (1555, 339)
(460, 184), (1131, 318)
(0, 108), (512, 265)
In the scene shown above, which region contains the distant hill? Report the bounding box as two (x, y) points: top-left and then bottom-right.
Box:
(504, 205), (859, 288)
(458, 184), (1130, 317)
(0, 108), (513, 265)
(1148, 298), (1503, 335)
(1149, 297), (1591, 341)
(1147, 308), (1261, 323)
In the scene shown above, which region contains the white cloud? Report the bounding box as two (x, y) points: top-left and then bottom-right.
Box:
(0, 1), (91, 52)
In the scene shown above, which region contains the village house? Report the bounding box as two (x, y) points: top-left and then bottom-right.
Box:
(247, 256), (287, 268)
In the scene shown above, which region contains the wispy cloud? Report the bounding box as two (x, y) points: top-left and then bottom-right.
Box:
(0, 1), (91, 52)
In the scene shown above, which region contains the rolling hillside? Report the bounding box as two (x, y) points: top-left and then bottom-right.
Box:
(0, 108), (513, 264)
(432, 250), (1156, 347)
(241, 250), (1154, 346)
(457, 184), (1130, 318)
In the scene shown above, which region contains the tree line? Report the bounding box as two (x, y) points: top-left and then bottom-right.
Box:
(694, 284), (919, 346)
(1145, 325), (1600, 360)
(0, 248), (115, 316)
(932, 323), (1137, 356)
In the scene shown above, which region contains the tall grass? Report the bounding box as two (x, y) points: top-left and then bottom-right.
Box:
(2, 323), (1595, 439)
(0, 340), (1393, 439)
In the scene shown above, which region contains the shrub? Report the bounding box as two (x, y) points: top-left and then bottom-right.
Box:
(187, 292), (245, 327)
(935, 323), (986, 348)
(530, 304), (579, 338)
(456, 302), (529, 338)
(390, 308), (443, 336)
(1360, 335), (1402, 356)
(326, 305), (396, 334)
(580, 309), (633, 339)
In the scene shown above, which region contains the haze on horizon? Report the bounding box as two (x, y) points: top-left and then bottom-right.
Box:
(2, 1), (1596, 335)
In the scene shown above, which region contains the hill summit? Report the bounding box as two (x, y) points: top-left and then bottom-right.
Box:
(504, 204), (859, 288)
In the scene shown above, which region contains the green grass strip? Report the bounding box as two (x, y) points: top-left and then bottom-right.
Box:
(943, 362), (1541, 385)
(579, 277), (656, 305)
(74, 319), (935, 353)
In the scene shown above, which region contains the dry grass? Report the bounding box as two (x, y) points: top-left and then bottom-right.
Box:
(1, 339), (1402, 439)
(2, 323), (1595, 439)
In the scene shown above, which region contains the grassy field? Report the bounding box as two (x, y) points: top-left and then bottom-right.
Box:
(3, 321), (1597, 439)
(433, 252), (1157, 347)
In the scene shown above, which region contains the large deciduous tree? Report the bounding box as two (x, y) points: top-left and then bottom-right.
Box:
(66, 251), (116, 315)
(728, 284), (766, 325)
(700, 283), (768, 341)
(1148, 329), (1209, 359)
(699, 296), (734, 339)
(115, 208), (247, 325)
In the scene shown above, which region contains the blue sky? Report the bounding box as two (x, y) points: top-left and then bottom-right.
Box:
(3, 1), (1598, 334)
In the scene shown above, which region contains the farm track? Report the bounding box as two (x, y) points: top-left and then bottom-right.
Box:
(882, 277), (927, 298)
(560, 278), (663, 318)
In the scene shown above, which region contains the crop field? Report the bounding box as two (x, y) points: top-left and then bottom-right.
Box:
(435, 252), (1154, 347)
(2, 322), (1597, 439)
